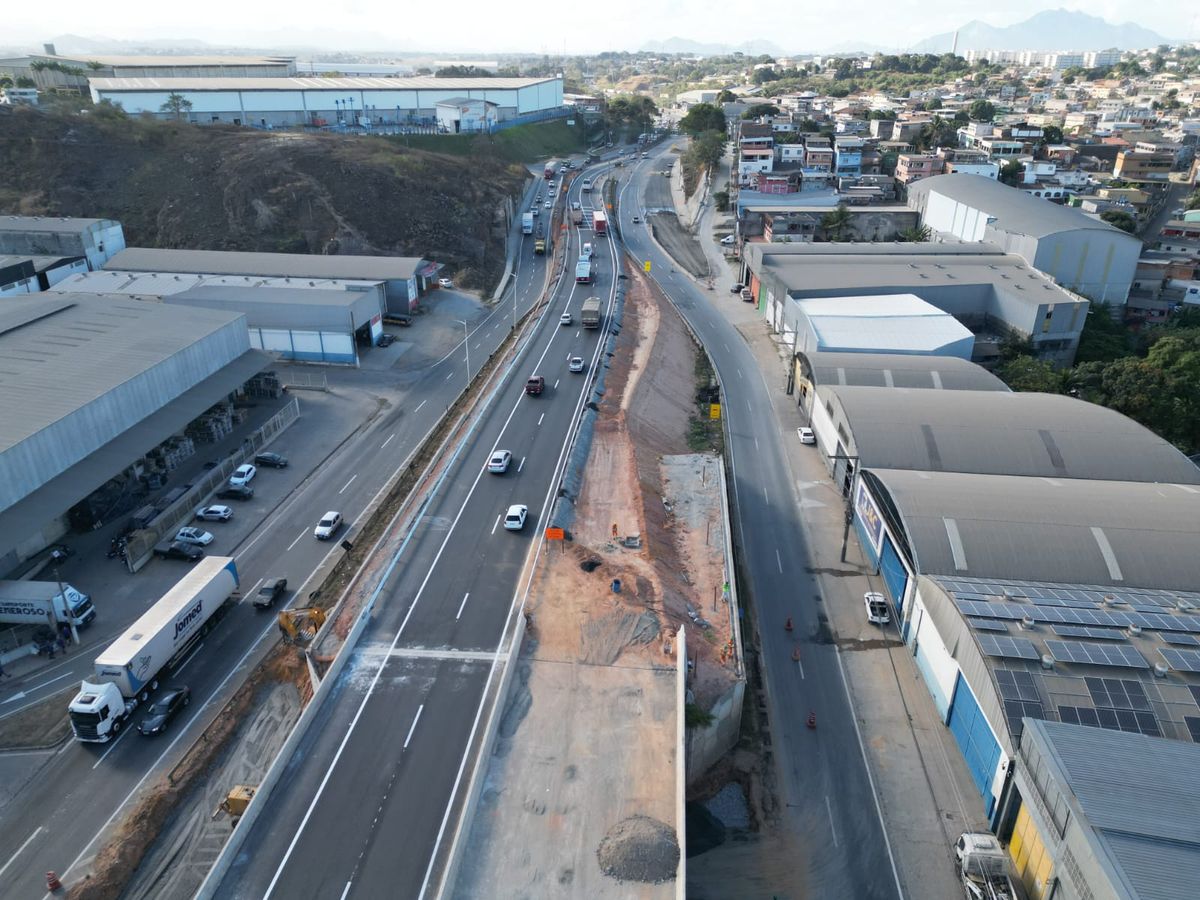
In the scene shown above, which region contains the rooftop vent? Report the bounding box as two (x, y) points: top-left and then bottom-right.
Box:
(1178, 599), (1197, 612)
(1021, 615), (1036, 629)
(1040, 654), (1054, 670)
(1127, 624), (1142, 636)
(1154, 662), (1169, 678)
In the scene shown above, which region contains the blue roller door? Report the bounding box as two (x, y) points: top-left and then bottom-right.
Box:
(879, 536), (908, 616)
(947, 674), (1001, 816)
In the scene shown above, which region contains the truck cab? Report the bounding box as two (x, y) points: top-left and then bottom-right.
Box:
(525, 375), (545, 395)
(69, 681), (131, 742)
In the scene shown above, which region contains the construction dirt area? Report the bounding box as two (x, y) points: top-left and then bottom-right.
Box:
(451, 262), (740, 898)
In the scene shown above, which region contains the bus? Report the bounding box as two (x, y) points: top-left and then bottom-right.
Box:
(575, 258), (592, 284)
(592, 210), (608, 235)
(544, 159), (559, 180)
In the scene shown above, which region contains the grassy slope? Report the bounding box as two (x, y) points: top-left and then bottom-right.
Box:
(388, 119), (590, 164)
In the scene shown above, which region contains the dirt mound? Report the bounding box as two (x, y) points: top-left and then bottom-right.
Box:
(0, 105), (526, 289)
(596, 814), (679, 884)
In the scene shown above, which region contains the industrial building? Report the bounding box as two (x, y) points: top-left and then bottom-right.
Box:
(809, 389), (1200, 492)
(0, 292), (270, 570)
(741, 242), (1090, 366)
(790, 293), (975, 359)
(88, 75), (565, 128)
(906, 175), (1141, 306)
(104, 247), (433, 313)
(0, 51), (296, 91)
(0, 216), (125, 271)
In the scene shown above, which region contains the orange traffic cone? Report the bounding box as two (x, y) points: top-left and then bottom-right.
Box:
(46, 872), (63, 891)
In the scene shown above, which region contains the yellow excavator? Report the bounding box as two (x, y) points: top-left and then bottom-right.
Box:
(277, 607), (327, 644)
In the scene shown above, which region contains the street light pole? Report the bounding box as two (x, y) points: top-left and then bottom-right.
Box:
(455, 319), (471, 387)
(50, 550), (78, 644)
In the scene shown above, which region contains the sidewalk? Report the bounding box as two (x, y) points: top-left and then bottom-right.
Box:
(652, 167), (986, 898)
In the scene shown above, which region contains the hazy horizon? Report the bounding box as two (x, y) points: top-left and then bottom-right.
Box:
(4, 1), (1196, 56)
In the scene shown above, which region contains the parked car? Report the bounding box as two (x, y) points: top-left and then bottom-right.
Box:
(138, 686), (190, 735)
(631, 215), (641, 223)
(153, 541), (204, 562)
(525, 375), (545, 395)
(730, 283), (744, 294)
(377, 333), (396, 348)
(174, 526), (214, 547)
(864, 592), (891, 625)
(488, 450), (512, 474)
(720, 235), (736, 245)
(560, 312), (573, 326)
(503, 504), (529, 531)
(438, 277), (454, 289)
(568, 356), (585, 373)
(229, 464), (257, 486)
(314, 511), (343, 540)
(797, 427), (816, 445)
(195, 505), (233, 522)
(741, 289), (754, 303)
(254, 451), (289, 468)
(216, 484), (254, 501)
(253, 577), (288, 610)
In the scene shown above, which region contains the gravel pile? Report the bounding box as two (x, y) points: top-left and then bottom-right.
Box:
(596, 814), (679, 884)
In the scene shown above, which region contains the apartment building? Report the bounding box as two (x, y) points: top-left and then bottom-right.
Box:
(1113, 149), (1174, 182)
(895, 154), (941, 186)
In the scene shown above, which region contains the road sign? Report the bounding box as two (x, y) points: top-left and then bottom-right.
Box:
(545, 527), (565, 541)
(709, 403), (721, 419)
(643, 260), (652, 273)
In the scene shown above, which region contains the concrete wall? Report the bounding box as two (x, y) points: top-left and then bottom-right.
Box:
(685, 678), (746, 783)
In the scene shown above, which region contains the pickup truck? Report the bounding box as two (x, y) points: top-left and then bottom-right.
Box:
(525, 375), (545, 395)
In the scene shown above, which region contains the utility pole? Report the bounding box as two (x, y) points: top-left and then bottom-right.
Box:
(827, 453), (860, 563)
(50, 549), (78, 644)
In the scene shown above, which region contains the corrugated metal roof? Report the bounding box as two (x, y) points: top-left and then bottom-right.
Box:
(800, 351), (1009, 391)
(106, 247), (423, 281)
(907, 174), (1141, 240)
(0, 215), (117, 234)
(89, 75), (557, 92)
(864, 469), (1200, 590)
(831, 389), (1200, 483)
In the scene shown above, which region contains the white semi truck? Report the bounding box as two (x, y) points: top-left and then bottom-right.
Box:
(68, 557), (239, 743)
(955, 832), (1025, 900)
(522, 211), (534, 234)
(0, 580), (95, 628)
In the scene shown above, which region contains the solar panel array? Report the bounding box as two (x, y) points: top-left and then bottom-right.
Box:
(1187, 717), (1200, 743)
(995, 669), (1044, 739)
(1160, 648), (1200, 674)
(967, 618), (1009, 633)
(934, 576), (1200, 611)
(1052, 625), (1127, 642)
(1086, 677), (1151, 711)
(955, 598), (1200, 635)
(978, 635), (1040, 660)
(1045, 641), (1149, 669)
(1059, 705), (1161, 737)
(1163, 633), (1200, 647)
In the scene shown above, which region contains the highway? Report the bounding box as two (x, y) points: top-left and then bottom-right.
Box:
(615, 144), (903, 899)
(213, 161), (620, 899)
(0, 176), (555, 898)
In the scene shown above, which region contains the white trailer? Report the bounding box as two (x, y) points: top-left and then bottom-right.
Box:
(68, 557), (239, 743)
(0, 580), (95, 628)
(522, 211), (534, 234)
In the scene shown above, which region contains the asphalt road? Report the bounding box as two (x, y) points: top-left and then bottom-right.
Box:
(617, 145), (903, 900)
(0, 178), (554, 899)
(214, 161), (621, 900)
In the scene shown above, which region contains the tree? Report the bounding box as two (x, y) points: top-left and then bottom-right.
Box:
(926, 97), (943, 110)
(1074, 305), (1133, 364)
(1041, 124), (1063, 145)
(15, 76), (35, 88)
(713, 190), (730, 212)
(435, 65), (494, 77)
(159, 92), (193, 119)
(998, 357), (1064, 393)
(752, 67), (781, 85)
(968, 99), (995, 121)
(715, 89), (737, 104)
(678, 103), (726, 135)
(1100, 210), (1137, 234)
(741, 103), (780, 120)
(820, 204), (853, 242)
(999, 159), (1023, 186)
(897, 224), (932, 242)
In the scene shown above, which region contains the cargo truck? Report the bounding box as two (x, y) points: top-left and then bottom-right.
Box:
(955, 833), (1026, 900)
(0, 580), (95, 629)
(592, 210), (608, 235)
(575, 259), (592, 284)
(68, 557), (239, 742)
(581, 297), (602, 328)
(522, 211), (534, 234)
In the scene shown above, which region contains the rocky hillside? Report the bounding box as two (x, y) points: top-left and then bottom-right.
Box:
(0, 104), (529, 288)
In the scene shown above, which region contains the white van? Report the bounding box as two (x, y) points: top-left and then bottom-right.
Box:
(582, 242), (593, 258)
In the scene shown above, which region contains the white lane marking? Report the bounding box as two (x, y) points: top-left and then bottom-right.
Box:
(737, 368), (743, 379)
(414, 399), (427, 414)
(22, 672), (72, 696)
(241, 578), (264, 605)
(339, 881), (353, 900)
(553, 379), (560, 390)
(795, 653), (805, 679)
(445, 371), (454, 381)
(826, 795), (840, 847)
(0, 827), (43, 882)
(456, 593), (470, 620)
(776, 549), (783, 574)
(381, 433), (396, 450)
(403, 704), (425, 750)
(537, 413), (545, 426)
(339, 474), (358, 495)
(754, 436), (760, 451)
(517, 456), (525, 473)
(762, 485), (768, 504)
(174, 642), (205, 675)
(491, 515), (501, 535)
(286, 529), (307, 552)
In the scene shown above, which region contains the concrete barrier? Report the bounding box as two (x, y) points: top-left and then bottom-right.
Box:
(675, 626), (688, 898)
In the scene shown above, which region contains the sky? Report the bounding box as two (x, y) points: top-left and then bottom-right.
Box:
(4, 0), (1196, 55)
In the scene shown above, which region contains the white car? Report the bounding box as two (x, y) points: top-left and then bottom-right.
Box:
(503, 504), (528, 531)
(560, 312), (573, 326)
(544, 201), (553, 209)
(487, 450), (512, 474)
(438, 277), (453, 289)
(582, 242), (593, 257)
(174, 526), (214, 546)
(571, 201), (581, 210)
(568, 356), (585, 373)
(532, 207), (541, 217)
(720, 235), (736, 245)
(631, 216), (641, 224)
(798, 427), (816, 445)
(229, 464), (256, 486)
(314, 511), (343, 540)
(195, 505), (232, 522)
(864, 592), (891, 625)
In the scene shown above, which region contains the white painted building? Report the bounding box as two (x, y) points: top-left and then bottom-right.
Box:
(435, 97), (499, 133)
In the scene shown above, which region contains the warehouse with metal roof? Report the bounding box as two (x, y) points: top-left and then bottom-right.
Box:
(104, 247), (434, 313)
(811, 388), (1200, 486)
(0, 216), (125, 270)
(0, 293), (269, 570)
(88, 75), (564, 129)
(740, 242), (1090, 366)
(791, 293), (976, 358)
(906, 174), (1141, 305)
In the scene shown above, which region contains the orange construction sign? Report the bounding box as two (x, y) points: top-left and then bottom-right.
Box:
(545, 527), (566, 541)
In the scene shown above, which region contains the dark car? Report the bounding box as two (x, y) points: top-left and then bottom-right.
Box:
(383, 314), (412, 327)
(254, 451), (289, 469)
(377, 333), (396, 347)
(254, 577), (288, 610)
(525, 375), (545, 395)
(217, 484), (255, 501)
(138, 686), (191, 735)
(153, 541), (204, 562)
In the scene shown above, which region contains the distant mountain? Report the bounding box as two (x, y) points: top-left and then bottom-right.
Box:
(640, 37), (785, 57)
(819, 41), (891, 56)
(911, 9), (1168, 53)
(44, 33), (215, 53)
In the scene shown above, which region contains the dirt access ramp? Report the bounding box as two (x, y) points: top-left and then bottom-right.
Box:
(451, 263), (735, 897)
